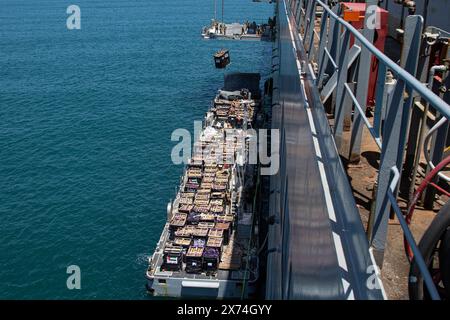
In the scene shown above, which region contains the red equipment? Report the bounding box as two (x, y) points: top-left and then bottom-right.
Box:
(341, 2), (389, 107)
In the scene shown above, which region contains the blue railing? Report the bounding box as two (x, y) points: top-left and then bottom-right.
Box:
(387, 166), (440, 300)
(287, 0), (450, 299)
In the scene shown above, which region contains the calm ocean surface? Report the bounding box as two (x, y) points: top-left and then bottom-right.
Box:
(0, 0), (273, 299)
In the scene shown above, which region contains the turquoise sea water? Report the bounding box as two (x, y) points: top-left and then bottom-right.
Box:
(0, 0), (273, 299)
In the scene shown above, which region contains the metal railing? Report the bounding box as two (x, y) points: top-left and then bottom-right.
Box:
(387, 167), (440, 299)
(287, 0), (450, 299)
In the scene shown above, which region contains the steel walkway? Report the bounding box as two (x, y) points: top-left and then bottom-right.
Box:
(265, 0), (385, 300)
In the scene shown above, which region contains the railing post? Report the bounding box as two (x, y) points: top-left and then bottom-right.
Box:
(306, 3), (317, 59)
(298, 0), (306, 33)
(348, 0), (377, 163)
(317, 9), (328, 70)
(333, 29), (350, 149)
(369, 15), (424, 267)
(327, 4), (341, 114)
(394, 14), (424, 197)
(327, 4), (340, 64)
(317, 10), (329, 88)
(295, 0), (303, 26)
(402, 33), (432, 193)
(294, 0), (300, 18)
(303, 0), (313, 40)
(370, 80), (408, 266)
(372, 63), (387, 138)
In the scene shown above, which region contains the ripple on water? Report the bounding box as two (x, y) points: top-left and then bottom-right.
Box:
(0, 0), (273, 299)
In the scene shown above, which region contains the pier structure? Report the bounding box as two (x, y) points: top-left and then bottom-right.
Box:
(265, 0), (450, 300)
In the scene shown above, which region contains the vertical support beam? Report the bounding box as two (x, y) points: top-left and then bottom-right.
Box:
(333, 29), (350, 149)
(402, 105), (423, 197)
(373, 63), (387, 138)
(298, 0), (306, 33)
(402, 37), (432, 195)
(306, 3), (317, 59)
(317, 10), (329, 88)
(369, 15), (424, 267)
(295, 0), (303, 26)
(294, 0), (300, 18)
(317, 10), (329, 69)
(327, 5), (341, 115)
(394, 15), (424, 196)
(343, 83), (355, 133)
(327, 4), (340, 64)
(303, 0), (313, 42)
(370, 78), (407, 266)
(400, 39), (432, 198)
(348, 0), (377, 163)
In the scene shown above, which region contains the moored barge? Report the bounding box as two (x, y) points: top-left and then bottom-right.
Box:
(146, 74), (262, 298)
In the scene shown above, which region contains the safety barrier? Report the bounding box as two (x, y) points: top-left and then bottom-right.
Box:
(287, 0), (450, 299)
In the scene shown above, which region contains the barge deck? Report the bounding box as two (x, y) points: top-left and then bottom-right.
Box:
(146, 74), (263, 298)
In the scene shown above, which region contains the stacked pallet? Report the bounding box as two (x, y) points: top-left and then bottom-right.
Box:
(218, 235), (243, 270)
